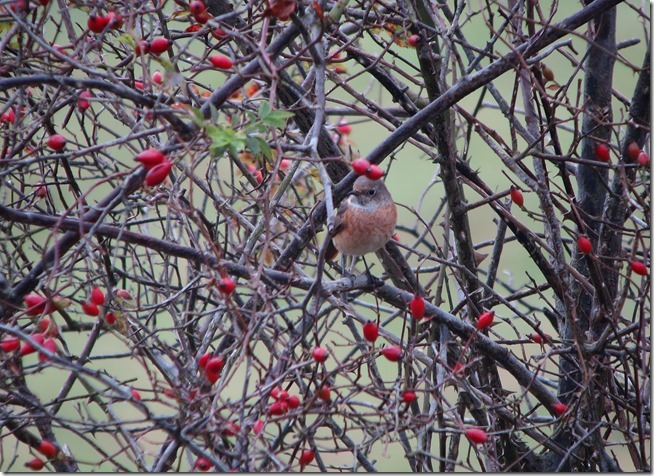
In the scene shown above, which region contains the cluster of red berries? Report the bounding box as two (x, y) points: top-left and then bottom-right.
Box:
(268, 386), (302, 415)
(24, 439), (59, 471)
(351, 158), (384, 180)
(627, 141), (650, 167)
(80, 287), (105, 317)
(198, 352), (225, 384)
(87, 11), (123, 34)
(135, 148), (173, 187)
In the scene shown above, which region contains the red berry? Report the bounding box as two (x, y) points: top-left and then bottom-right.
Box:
(77, 90), (92, 111)
(317, 384), (331, 402)
(81, 301), (99, 316)
(46, 134), (67, 151)
(90, 287), (105, 305)
(287, 394), (301, 409)
(106, 11), (123, 29)
(311, 347), (328, 362)
(35, 182), (47, 198)
(1, 337), (20, 353)
(351, 158), (371, 175)
(277, 389), (290, 401)
(195, 456), (212, 471)
(135, 148), (166, 169)
(87, 14), (109, 33)
(631, 260), (648, 276)
(38, 338), (58, 362)
(246, 164), (263, 184)
(135, 40), (150, 55)
(363, 321), (379, 343)
(104, 312), (116, 325)
(38, 317), (55, 336)
(217, 277), (236, 294)
(402, 390), (417, 403)
(252, 419), (265, 435)
(595, 143), (610, 162)
(24, 294), (48, 316)
(25, 458), (45, 471)
(116, 289), (133, 300)
(198, 352), (211, 369)
(209, 54), (233, 69)
(409, 295), (425, 320)
(9, 0), (29, 12)
(510, 186), (524, 207)
(365, 164), (384, 180)
(189, 0), (205, 16)
(149, 37), (171, 56)
(268, 401), (288, 415)
(205, 356), (225, 374)
(224, 422), (240, 436)
(205, 368), (220, 383)
(131, 389), (141, 400)
(162, 388), (176, 399)
(151, 71), (163, 85)
(465, 428), (487, 444)
(270, 386), (285, 400)
(298, 449), (315, 467)
(144, 159), (173, 186)
(337, 121), (352, 135)
(1, 107), (16, 123)
(194, 10), (210, 24)
(627, 141), (640, 160)
(211, 27), (227, 39)
(553, 402), (568, 415)
(381, 345), (402, 362)
(37, 440), (57, 459)
(577, 235), (592, 254)
(637, 151), (650, 167)
(20, 333), (45, 356)
(477, 311), (494, 330)
(407, 34), (420, 47)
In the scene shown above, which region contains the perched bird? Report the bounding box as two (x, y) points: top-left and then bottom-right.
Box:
(326, 176), (397, 270)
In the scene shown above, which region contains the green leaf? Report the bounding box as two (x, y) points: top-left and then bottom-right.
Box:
(260, 109), (293, 128)
(245, 137), (272, 159)
(116, 34), (136, 48)
(257, 139), (273, 159)
(210, 143), (227, 158)
(258, 102), (272, 120)
(245, 136), (261, 155)
(189, 107), (206, 127)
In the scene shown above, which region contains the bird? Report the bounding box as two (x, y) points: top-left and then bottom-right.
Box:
(325, 176), (397, 272)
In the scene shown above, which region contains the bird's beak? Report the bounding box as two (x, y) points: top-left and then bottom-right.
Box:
(347, 190), (359, 197)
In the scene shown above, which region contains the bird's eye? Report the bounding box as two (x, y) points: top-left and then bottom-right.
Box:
(368, 189), (376, 196)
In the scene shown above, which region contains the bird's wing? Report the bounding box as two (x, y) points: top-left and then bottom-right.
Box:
(329, 200), (348, 238)
(325, 200), (348, 261)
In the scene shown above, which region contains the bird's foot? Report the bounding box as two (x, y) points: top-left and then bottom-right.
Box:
(364, 269), (385, 288)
